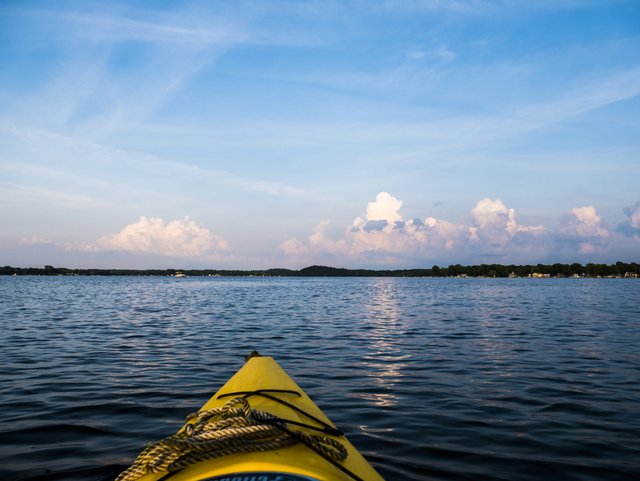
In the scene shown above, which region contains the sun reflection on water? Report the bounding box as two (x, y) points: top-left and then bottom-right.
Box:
(356, 279), (414, 409)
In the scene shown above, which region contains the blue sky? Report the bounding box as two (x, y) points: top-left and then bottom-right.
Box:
(1, 0), (639, 269)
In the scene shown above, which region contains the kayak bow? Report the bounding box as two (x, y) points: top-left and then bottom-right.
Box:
(118, 353), (385, 481)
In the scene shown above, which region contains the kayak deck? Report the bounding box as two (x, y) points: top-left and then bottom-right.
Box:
(124, 354), (385, 481)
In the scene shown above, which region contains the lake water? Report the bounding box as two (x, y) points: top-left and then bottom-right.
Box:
(1, 276), (639, 481)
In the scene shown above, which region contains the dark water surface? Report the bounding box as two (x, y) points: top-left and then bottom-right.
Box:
(1, 276), (639, 481)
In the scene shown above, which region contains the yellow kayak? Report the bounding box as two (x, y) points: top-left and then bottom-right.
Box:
(118, 353), (386, 481)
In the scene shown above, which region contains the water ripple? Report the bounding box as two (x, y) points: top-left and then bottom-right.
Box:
(1, 276), (639, 480)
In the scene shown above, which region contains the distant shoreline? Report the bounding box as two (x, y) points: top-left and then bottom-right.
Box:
(1, 263), (638, 278)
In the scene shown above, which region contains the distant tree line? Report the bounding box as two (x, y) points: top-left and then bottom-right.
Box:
(1, 262), (638, 277)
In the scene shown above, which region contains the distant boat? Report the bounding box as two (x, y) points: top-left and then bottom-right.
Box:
(174, 272), (186, 278)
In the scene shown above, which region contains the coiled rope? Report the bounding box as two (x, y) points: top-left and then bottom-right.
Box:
(115, 396), (349, 481)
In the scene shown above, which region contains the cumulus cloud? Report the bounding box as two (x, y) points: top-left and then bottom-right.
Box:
(557, 205), (609, 254)
(349, 192), (438, 255)
(350, 191), (404, 232)
(349, 195), (545, 258)
(281, 192), (546, 264)
(617, 201), (640, 241)
(281, 220), (347, 257)
(78, 216), (228, 258)
(344, 192), (415, 255)
(566, 206), (608, 237)
(280, 193), (632, 265)
(471, 198), (541, 235)
(469, 198), (545, 251)
(410, 217), (467, 251)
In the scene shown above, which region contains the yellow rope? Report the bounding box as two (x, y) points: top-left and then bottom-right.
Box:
(116, 397), (348, 481)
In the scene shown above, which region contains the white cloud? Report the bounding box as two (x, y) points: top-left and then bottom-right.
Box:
(628, 204), (640, 229)
(617, 201), (640, 241)
(384, 0), (493, 15)
(556, 205), (609, 255)
(435, 46), (457, 63)
(308, 221), (348, 253)
(366, 191), (403, 223)
(47, 10), (246, 46)
(281, 195), (636, 267)
(470, 198), (545, 247)
(279, 238), (305, 256)
(1, 183), (105, 208)
(578, 242), (596, 254)
(350, 192), (415, 254)
(414, 217), (467, 251)
(562, 205), (609, 238)
(280, 221), (347, 258)
(281, 192), (546, 264)
(77, 216), (228, 258)
(2, 124), (308, 198)
(19, 236), (54, 246)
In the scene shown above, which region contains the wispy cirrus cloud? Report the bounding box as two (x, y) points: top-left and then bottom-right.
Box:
(0, 183), (106, 209)
(1, 4), (251, 138)
(0, 123), (308, 199)
(19, 236), (55, 247)
(1, 2), (638, 269)
(216, 64), (640, 171)
(1, 5), (247, 46)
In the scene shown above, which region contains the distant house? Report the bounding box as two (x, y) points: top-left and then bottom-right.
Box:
(530, 272), (550, 278)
